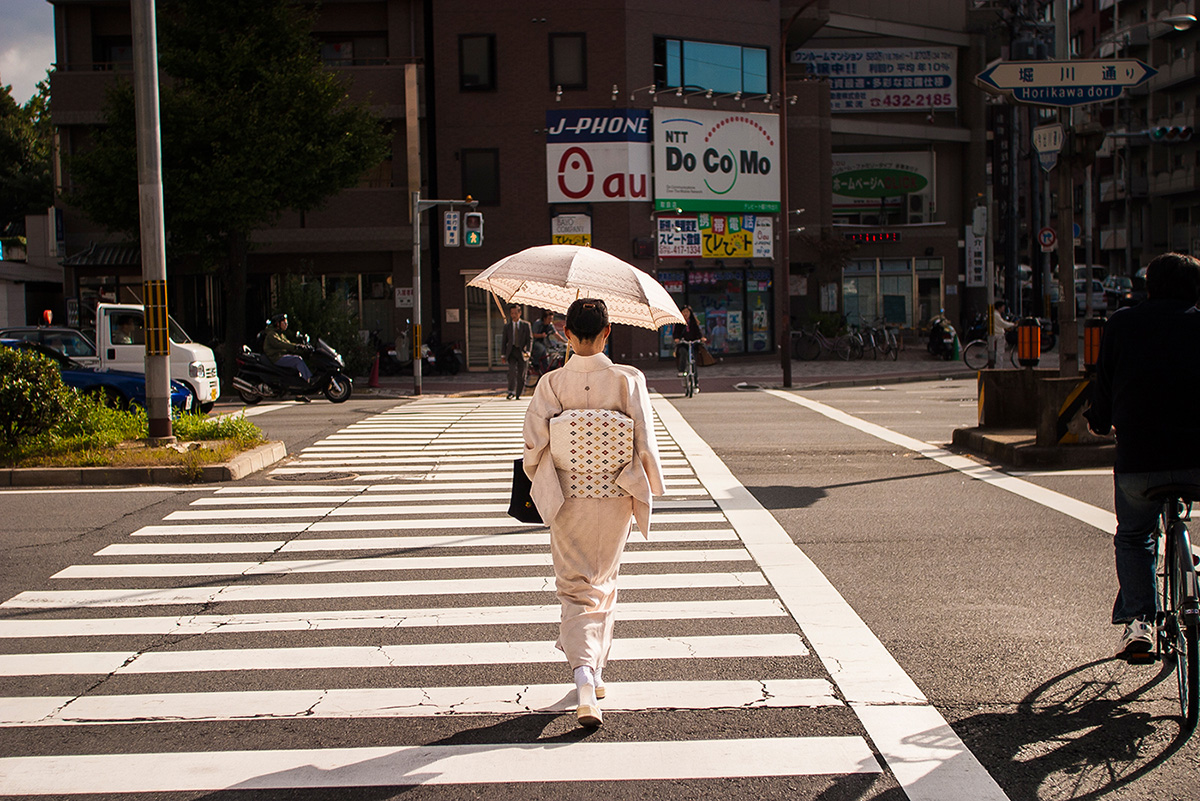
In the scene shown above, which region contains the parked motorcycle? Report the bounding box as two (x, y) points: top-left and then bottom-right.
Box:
(927, 314), (958, 360)
(233, 336), (353, 404)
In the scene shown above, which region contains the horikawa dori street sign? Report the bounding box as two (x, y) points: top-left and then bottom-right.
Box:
(976, 59), (1156, 107)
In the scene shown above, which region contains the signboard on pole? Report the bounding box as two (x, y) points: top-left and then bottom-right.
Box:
(1032, 123), (1064, 172)
(975, 59), (1156, 107)
(443, 211), (460, 247)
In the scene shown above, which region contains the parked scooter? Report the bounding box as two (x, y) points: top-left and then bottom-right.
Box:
(233, 335), (353, 403)
(927, 313), (958, 360)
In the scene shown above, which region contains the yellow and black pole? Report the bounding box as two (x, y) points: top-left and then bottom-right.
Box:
(131, 0), (173, 441)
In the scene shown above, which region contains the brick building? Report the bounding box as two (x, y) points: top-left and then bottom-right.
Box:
(42, 0), (990, 369)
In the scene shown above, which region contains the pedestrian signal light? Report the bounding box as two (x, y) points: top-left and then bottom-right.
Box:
(464, 212), (484, 247)
(1149, 126), (1194, 143)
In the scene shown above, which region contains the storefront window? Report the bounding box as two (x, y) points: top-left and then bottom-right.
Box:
(656, 267), (775, 359)
(843, 258), (943, 329)
(689, 269), (745, 355)
(745, 269), (772, 353)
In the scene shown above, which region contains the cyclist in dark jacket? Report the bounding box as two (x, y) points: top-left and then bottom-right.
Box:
(672, 306), (706, 374)
(1086, 252), (1200, 659)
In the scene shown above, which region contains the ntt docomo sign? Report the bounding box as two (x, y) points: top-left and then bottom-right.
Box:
(546, 109), (652, 203)
(654, 109), (780, 213)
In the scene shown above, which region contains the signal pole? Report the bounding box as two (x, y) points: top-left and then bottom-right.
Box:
(411, 192), (478, 396)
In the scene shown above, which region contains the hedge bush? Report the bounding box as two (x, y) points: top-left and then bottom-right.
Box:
(0, 347), (73, 449)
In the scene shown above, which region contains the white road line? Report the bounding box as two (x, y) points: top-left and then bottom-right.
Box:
(130, 511), (726, 536)
(0, 737), (879, 794)
(95, 528), (739, 555)
(763, 389), (1116, 534)
(655, 395), (1011, 801)
(0, 598), (788, 639)
(0, 679), (838, 726)
(53, 548), (752, 579)
(0, 633), (808, 676)
(168, 500), (715, 519)
(2, 571), (768, 608)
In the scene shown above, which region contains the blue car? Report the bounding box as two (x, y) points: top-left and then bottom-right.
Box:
(1, 339), (194, 412)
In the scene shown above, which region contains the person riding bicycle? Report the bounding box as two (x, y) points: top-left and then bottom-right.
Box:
(531, 309), (564, 375)
(672, 305), (706, 375)
(1085, 252), (1200, 659)
(990, 300), (1017, 363)
(261, 313), (313, 383)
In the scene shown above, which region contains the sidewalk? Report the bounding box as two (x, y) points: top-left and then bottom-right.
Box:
(364, 343), (995, 398)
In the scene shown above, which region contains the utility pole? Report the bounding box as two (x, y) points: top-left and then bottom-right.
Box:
(131, 0), (172, 441)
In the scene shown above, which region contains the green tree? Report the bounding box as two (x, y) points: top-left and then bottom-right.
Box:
(0, 78), (54, 235)
(67, 0), (389, 381)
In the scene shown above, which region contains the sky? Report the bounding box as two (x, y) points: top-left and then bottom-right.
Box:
(1, 0), (55, 105)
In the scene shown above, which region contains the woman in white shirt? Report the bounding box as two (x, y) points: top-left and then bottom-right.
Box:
(522, 298), (666, 727)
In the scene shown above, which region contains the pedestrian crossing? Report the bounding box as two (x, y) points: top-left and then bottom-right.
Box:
(0, 396), (1000, 798)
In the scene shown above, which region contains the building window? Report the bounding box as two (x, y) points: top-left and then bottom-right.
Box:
(550, 33), (586, 90)
(653, 37), (768, 94)
(462, 149), (500, 205)
(94, 36), (133, 70)
(460, 34), (496, 91)
(319, 36), (388, 66)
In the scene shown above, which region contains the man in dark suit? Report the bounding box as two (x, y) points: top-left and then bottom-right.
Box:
(501, 304), (533, 399)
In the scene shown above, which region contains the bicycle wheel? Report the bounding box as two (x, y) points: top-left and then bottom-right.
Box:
(690, 365), (700, 395)
(683, 360), (695, 398)
(1168, 522), (1199, 730)
(962, 340), (989, 370)
(885, 330), (899, 360)
(862, 330), (878, 359)
(794, 333), (820, 361)
(848, 335), (864, 360)
(834, 335), (853, 360)
(1009, 346), (1021, 368)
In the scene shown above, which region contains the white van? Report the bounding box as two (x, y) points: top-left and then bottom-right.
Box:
(94, 303), (221, 412)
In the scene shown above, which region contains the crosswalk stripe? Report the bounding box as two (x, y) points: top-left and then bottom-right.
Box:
(95, 528), (740, 555)
(167, 499), (716, 519)
(129, 511), (727, 536)
(0, 633), (809, 675)
(0, 679), (839, 726)
(53, 548), (753, 578)
(0, 736), (880, 793)
(2, 571), (769, 608)
(0, 599), (788, 639)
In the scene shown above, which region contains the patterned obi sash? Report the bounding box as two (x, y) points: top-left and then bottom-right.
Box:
(549, 408), (635, 498)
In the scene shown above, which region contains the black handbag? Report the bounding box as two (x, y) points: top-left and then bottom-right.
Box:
(508, 458), (543, 523)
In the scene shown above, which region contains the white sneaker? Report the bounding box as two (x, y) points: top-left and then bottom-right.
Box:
(1116, 619), (1155, 660)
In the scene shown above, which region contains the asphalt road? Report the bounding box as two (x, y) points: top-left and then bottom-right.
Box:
(0, 380), (1195, 800)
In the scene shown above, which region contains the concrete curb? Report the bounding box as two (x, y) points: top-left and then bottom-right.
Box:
(0, 441), (287, 487)
(951, 427), (1115, 469)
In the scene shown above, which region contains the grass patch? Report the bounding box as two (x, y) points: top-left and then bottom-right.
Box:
(0, 401), (267, 470)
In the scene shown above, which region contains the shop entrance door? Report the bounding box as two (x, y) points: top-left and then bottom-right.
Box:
(464, 281), (506, 370)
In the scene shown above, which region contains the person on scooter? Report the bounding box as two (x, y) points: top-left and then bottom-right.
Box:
(262, 314), (313, 383)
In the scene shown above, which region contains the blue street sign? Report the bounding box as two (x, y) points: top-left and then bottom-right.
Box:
(976, 59), (1156, 108)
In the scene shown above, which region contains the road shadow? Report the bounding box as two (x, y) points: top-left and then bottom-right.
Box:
(952, 657), (1194, 800)
(746, 470), (951, 511)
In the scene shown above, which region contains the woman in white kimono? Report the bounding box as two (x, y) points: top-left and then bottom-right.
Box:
(523, 298), (665, 728)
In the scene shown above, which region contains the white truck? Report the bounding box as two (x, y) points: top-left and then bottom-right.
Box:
(92, 302), (221, 412)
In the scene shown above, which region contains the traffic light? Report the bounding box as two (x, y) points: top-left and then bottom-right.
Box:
(464, 211), (484, 247)
(1148, 126), (1194, 144)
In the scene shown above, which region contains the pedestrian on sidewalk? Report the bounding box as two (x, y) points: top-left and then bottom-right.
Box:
(522, 298), (665, 727)
(501, 304), (532, 399)
(1085, 252), (1200, 660)
(990, 300), (1016, 364)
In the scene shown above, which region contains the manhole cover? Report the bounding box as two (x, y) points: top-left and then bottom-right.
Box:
(271, 472), (358, 482)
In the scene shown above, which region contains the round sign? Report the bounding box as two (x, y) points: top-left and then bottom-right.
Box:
(1038, 226), (1057, 251)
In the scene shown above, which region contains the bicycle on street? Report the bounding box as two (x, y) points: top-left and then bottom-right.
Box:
(961, 337), (1020, 370)
(678, 340), (700, 397)
(1144, 484), (1200, 732)
(792, 325), (862, 361)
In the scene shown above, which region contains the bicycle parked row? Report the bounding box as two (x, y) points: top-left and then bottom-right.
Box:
(791, 318), (900, 362)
